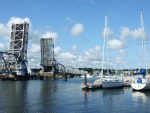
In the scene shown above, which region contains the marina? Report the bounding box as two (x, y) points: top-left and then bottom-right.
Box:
(0, 1), (150, 113)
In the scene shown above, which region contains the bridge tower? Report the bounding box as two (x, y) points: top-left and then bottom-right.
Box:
(8, 22), (29, 76)
(40, 38), (56, 72)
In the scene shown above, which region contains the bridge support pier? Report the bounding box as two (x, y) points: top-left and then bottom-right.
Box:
(62, 74), (67, 81)
(50, 72), (56, 80)
(84, 74), (87, 87)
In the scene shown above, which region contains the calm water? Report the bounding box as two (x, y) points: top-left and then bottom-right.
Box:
(0, 77), (150, 113)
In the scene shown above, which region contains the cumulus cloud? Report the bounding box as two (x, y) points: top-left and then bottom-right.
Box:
(120, 27), (130, 39)
(130, 28), (144, 39)
(0, 23), (10, 40)
(71, 45), (78, 51)
(41, 31), (58, 40)
(60, 52), (78, 60)
(0, 43), (8, 51)
(55, 45), (102, 68)
(29, 44), (41, 53)
(108, 39), (124, 50)
(7, 17), (31, 28)
(54, 47), (62, 55)
(120, 27), (146, 40)
(0, 17), (31, 41)
(102, 27), (113, 38)
(83, 45), (101, 61)
(71, 23), (84, 36)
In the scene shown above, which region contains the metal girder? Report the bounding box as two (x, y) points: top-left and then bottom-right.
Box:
(65, 66), (74, 74)
(0, 52), (17, 73)
(0, 22), (29, 76)
(9, 22), (29, 62)
(55, 63), (65, 75)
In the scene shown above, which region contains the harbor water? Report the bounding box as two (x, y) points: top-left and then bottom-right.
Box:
(0, 77), (150, 113)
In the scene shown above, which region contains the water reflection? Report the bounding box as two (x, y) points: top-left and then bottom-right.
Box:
(81, 90), (91, 105)
(102, 88), (124, 96)
(1, 79), (150, 113)
(0, 81), (29, 113)
(39, 81), (58, 112)
(132, 91), (150, 104)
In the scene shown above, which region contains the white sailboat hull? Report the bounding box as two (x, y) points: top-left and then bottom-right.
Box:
(131, 83), (150, 91)
(131, 81), (150, 91)
(102, 80), (123, 89)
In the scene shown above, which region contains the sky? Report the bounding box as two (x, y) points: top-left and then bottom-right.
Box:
(0, 0), (150, 69)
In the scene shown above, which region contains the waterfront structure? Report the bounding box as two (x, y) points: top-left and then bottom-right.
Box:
(40, 38), (56, 72)
(0, 22), (29, 77)
(9, 22), (29, 76)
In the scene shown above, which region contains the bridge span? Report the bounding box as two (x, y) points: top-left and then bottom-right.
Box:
(0, 22), (87, 80)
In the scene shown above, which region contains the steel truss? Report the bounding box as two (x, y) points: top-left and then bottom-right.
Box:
(0, 22), (29, 76)
(40, 38), (56, 72)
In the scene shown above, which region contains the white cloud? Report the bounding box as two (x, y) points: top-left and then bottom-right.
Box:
(120, 27), (130, 39)
(0, 17), (31, 41)
(29, 44), (40, 53)
(108, 39), (124, 50)
(7, 17), (31, 28)
(55, 45), (102, 68)
(120, 27), (146, 40)
(0, 16), (58, 44)
(0, 23), (10, 40)
(130, 28), (143, 39)
(71, 45), (78, 51)
(60, 52), (77, 60)
(41, 31), (58, 40)
(83, 45), (101, 61)
(71, 23), (84, 36)
(102, 27), (113, 38)
(115, 56), (124, 63)
(54, 47), (62, 55)
(119, 49), (127, 57)
(0, 43), (7, 51)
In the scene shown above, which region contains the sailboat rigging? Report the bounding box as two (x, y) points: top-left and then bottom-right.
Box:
(131, 10), (150, 91)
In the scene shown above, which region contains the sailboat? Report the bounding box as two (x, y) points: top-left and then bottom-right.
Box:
(101, 13), (123, 89)
(131, 10), (150, 91)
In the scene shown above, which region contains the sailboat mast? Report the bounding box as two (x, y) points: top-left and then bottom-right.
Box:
(101, 14), (106, 76)
(141, 10), (146, 68)
(106, 14), (109, 71)
(101, 13), (109, 76)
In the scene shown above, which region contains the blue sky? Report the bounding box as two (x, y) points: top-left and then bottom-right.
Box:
(0, 0), (150, 69)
